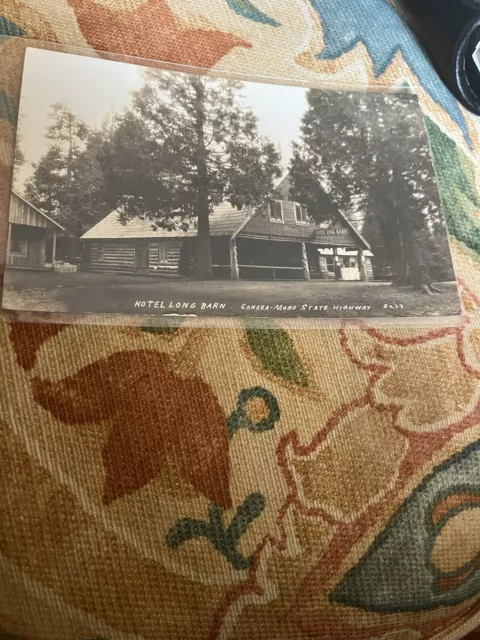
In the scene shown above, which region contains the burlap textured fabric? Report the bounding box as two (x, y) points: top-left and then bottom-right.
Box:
(1, 1), (480, 639)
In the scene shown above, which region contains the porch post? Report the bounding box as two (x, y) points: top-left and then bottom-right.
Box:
(6, 223), (11, 264)
(333, 247), (341, 280)
(230, 237), (240, 280)
(301, 242), (310, 281)
(358, 248), (368, 281)
(52, 228), (57, 271)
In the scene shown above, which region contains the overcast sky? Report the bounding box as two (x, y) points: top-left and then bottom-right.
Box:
(16, 48), (308, 188)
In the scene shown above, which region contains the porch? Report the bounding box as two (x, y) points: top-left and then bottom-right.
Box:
(209, 236), (370, 281)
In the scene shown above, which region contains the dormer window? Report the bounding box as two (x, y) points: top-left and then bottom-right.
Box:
(295, 204), (308, 224)
(269, 200), (284, 222)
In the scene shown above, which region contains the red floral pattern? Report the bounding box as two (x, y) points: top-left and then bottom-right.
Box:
(33, 349), (232, 507)
(66, 0), (251, 66)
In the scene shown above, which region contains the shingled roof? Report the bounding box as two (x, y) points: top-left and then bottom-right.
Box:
(81, 203), (250, 240)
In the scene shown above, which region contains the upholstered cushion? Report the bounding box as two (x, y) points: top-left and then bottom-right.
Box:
(0, 1), (479, 639)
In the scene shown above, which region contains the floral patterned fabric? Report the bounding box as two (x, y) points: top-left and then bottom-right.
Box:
(1, 1), (480, 639)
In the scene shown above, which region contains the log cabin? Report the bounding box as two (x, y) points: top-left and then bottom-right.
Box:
(80, 174), (373, 281)
(7, 192), (65, 269)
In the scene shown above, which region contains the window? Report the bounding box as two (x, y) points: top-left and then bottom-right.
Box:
(269, 201), (284, 222)
(326, 255), (335, 273)
(10, 238), (26, 254)
(151, 242), (167, 263)
(9, 227), (27, 254)
(295, 204), (308, 224)
(98, 243), (104, 261)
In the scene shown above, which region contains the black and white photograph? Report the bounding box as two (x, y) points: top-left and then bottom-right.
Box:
(2, 48), (461, 318)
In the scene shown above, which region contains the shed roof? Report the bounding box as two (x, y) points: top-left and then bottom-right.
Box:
(81, 203), (250, 240)
(12, 191), (65, 231)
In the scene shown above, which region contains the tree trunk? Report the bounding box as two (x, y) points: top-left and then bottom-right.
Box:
(407, 243), (442, 294)
(192, 78), (212, 280)
(378, 212), (407, 286)
(391, 241), (410, 286)
(392, 261), (409, 286)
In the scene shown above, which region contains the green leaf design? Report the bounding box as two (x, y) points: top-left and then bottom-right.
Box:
(0, 90), (18, 125)
(225, 0), (280, 26)
(166, 493), (265, 570)
(227, 386), (280, 439)
(0, 17), (26, 37)
(426, 117), (480, 257)
(166, 518), (212, 547)
(246, 326), (308, 387)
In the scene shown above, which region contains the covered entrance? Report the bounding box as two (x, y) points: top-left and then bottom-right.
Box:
(316, 247), (372, 281)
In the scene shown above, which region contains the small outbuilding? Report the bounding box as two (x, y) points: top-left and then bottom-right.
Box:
(7, 191), (65, 269)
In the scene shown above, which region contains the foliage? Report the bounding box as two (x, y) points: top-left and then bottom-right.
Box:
(290, 91), (455, 288)
(167, 493), (265, 570)
(21, 82), (281, 275)
(227, 385), (281, 438)
(426, 117), (480, 259)
(24, 105), (113, 239)
(226, 0), (280, 26)
(12, 126), (25, 191)
(245, 326), (308, 387)
(110, 69), (281, 278)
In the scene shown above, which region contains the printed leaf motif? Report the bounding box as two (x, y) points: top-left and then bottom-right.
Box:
(227, 386), (280, 439)
(246, 326), (308, 387)
(9, 322), (67, 371)
(0, 16), (26, 37)
(0, 90), (17, 125)
(167, 493), (265, 570)
(310, 0), (470, 143)
(32, 350), (233, 508)
(332, 441), (480, 611)
(66, 0), (250, 67)
(426, 117), (480, 256)
(225, 0), (280, 26)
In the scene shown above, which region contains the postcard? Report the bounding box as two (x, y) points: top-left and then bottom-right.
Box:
(2, 48), (461, 319)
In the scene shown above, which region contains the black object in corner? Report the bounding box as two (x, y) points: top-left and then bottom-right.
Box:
(399, 0), (480, 114)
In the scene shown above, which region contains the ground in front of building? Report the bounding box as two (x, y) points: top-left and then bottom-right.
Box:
(2, 270), (461, 318)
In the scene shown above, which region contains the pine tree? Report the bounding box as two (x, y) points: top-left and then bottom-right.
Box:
(289, 90), (454, 291)
(25, 104), (89, 235)
(25, 105), (114, 240)
(12, 126), (25, 191)
(111, 69), (282, 279)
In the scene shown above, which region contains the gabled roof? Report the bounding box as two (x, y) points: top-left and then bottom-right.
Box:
(12, 191), (65, 231)
(295, 184), (371, 251)
(80, 173), (370, 251)
(336, 209), (371, 251)
(81, 203), (251, 240)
